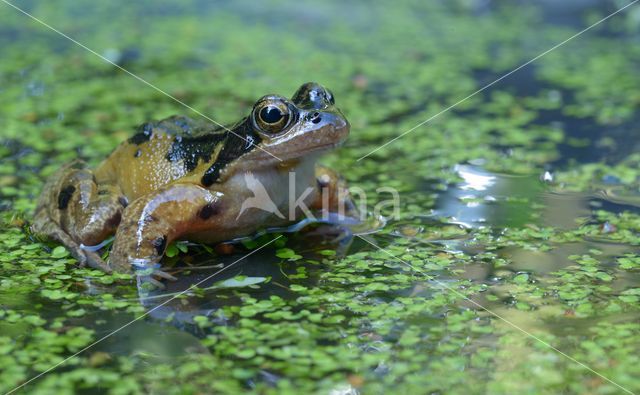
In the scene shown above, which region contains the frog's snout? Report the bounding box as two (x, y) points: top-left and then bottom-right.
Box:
(309, 110), (350, 144)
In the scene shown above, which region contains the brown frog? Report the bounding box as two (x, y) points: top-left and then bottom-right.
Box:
(31, 82), (353, 275)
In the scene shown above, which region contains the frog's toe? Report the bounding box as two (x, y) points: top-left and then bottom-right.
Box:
(83, 250), (112, 273)
(152, 269), (177, 281)
(136, 270), (178, 290)
(36, 221), (112, 273)
(136, 275), (166, 290)
(59, 243), (111, 273)
(130, 260), (177, 283)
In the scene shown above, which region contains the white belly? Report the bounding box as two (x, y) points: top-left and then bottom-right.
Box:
(189, 156), (319, 242)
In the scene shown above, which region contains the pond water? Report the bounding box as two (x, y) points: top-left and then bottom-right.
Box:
(1, 1), (640, 394)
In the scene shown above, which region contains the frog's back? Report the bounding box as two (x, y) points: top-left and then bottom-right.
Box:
(95, 116), (228, 199)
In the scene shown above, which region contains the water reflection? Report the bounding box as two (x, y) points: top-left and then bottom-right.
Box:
(457, 165), (496, 191)
(434, 164), (543, 228)
(407, 163), (639, 301)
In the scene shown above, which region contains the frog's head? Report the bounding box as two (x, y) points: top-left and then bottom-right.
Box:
(245, 82), (349, 163)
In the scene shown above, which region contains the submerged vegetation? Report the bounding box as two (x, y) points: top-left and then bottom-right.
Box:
(1, 1), (640, 393)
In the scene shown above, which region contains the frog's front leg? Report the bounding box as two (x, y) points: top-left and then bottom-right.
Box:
(108, 184), (221, 273)
(32, 161), (127, 271)
(312, 164), (359, 221)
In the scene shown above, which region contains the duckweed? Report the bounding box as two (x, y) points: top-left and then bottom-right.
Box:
(1, 1), (640, 394)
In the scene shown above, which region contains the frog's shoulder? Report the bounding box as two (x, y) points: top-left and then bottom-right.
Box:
(128, 115), (216, 144)
(124, 115), (261, 184)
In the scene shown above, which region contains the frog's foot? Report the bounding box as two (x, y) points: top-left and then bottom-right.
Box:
(152, 269), (178, 281)
(118, 257), (177, 290)
(136, 273), (166, 291)
(134, 267), (177, 290)
(31, 218), (112, 272)
(82, 249), (112, 272)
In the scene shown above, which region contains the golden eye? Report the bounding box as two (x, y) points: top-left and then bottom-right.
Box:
(253, 99), (291, 134)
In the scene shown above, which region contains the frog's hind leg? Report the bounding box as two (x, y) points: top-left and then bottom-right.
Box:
(108, 184), (221, 273)
(31, 161), (127, 272)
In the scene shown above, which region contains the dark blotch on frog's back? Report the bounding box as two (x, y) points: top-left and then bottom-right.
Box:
(201, 120), (261, 187)
(165, 117), (250, 174)
(128, 122), (154, 145)
(57, 185), (76, 210)
(129, 115), (261, 185)
(129, 115), (227, 172)
(157, 115), (234, 172)
(128, 115), (206, 146)
(166, 131), (227, 172)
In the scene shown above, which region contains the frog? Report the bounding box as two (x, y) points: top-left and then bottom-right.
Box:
(31, 82), (355, 276)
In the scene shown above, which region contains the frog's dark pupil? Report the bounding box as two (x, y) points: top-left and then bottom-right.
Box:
(260, 106), (283, 124)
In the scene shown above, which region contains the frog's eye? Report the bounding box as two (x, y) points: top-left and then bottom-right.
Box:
(260, 106), (285, 124)
(253, 100), (292, 134)
(326, 90), (335, 105)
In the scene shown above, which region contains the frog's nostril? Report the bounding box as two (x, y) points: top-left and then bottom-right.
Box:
(311, 112), (321, 124)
